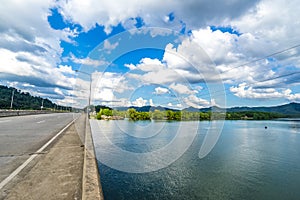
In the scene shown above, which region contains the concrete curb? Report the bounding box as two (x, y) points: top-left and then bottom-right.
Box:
(0, 110), (66, 118)
(82, 115), (104, 200)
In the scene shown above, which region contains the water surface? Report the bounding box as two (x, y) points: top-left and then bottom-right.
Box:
(91, 120), (300, 200)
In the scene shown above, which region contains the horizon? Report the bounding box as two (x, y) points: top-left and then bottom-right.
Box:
(0, 1), (300, 109)
(97, 101), (300, 110)
(2, 84), (299, 111)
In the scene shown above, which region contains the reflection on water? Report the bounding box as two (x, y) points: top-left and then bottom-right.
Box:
(92, 120), (300, 200)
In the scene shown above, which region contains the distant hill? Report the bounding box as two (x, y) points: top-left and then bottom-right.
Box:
(0, 85), (70, 110)
(225, 102), (300, 117)
(114, 105), (179, 112)
(110, 102), (300, 117)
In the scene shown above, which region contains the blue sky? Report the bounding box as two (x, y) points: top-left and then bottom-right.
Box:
(0, 0), (300, 109)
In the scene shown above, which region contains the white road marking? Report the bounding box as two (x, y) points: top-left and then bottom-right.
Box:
(36, 120), (45, 124)
(0, 118), (77, 190)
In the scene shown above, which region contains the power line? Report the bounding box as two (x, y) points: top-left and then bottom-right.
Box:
(156, 71), (300, 107)
(191, 43), (300, 100)
(204, 71), (300, 100)
(219, 43), (300, 74)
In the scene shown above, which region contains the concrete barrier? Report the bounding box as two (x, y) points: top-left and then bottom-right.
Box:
(0, 110), (64, 118)
(82, 116), (104, 200)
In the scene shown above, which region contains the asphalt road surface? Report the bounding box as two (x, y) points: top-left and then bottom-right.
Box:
(0, 113), (80, 184)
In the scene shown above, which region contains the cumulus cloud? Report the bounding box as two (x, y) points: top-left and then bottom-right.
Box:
(62, 0), (300, 106)
(128, 58), (166, 72)
(124, 63), (137, 71)
(0, 48), (76, 90)
(57, 0), (259, 34)
(3, 0), (300, 107)
(0, 0), (78, 102)
(58, 65), (75, 75)
(183, 94), (210, 108)
(125, 57), (187, 84)
(176, 103), (183, 108)
(132, 97), (148, 107)
(70, 53), (108, 66)
(153, 87), (169, 95)
(230, 83), (300, 101)
(232, 0), (300, 50)
(71, 71), (130, 106)
(92, 71), (132, 102)
(169, 83), (198, 95)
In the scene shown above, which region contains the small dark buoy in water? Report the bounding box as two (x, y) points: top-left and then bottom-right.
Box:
(265, 126), (267, 129)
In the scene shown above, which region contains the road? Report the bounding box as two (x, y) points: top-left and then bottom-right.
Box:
(0, 113), (80, 184)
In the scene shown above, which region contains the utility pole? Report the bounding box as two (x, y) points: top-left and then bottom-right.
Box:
(41, 99), (44, 110)
(10, 89), (15, 109)
(75, 70), (92, 118)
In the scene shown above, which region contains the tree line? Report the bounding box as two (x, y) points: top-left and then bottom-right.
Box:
(96, 108), (285, 121)
(0, 85), (71, 111)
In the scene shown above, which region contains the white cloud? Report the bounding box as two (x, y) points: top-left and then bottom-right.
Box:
(0, 48), (76, 90)
(232, 0), (300, 50)
(183, 94), (210, 108)
(169, 83), (198, 95)
(60, 0), (300, 106)
(126, 57), (193, 85)
(70, 53), (108, 66)
(154, 87), (169, 95)
(58, 65), (75, 75)
(125, 57), (186, 84)
(3, 0), (300, 107)
(0, 0), (80, 103)
(210, 99), (217, 107)
(54, 88), (64, 96)
(72, 72), (130, 107)
(176, 103), (183, 108)
(132, 97), (147, 107)
(134, 68), (181, 84)
(57, 0), (259, 34)
(230, 83), (300, 101)
(127, 58), (165, 72)
(124, 63), (137, 70)
(103, 40), (119, 53)
(90, 72), (132, 104)
(287, 92), (300, 102)
(149, 99), (155, 106)
(94, 88), (116, 102)
(162, 39), (223, 83)
(189, 27), (242, 67)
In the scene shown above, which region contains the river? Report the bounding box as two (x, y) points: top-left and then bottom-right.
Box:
(90, 119), (300, 200)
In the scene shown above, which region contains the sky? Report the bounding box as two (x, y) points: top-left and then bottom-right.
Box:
(0, 0), (300, 109)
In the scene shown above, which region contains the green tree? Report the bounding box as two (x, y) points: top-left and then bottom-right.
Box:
(128, 108), (139, 120)
(102, 108), (113, 116)
(152, 109), (166, 120)
(97, 108), (113, 119)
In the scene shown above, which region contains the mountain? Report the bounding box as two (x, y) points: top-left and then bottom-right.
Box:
(114, 106), (179, 112)
(0, 85), (70, 110)
(225, 103), (300, 117)
(111, 102), (300, 117)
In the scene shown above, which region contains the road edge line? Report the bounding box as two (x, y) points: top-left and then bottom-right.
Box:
(0, 117), (77, 190)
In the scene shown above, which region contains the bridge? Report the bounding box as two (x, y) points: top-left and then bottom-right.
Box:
(0, 112), (103, 199)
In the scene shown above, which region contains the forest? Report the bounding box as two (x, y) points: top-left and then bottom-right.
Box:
(0, 85), (71, 110)
(96, 108), (285, 121)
